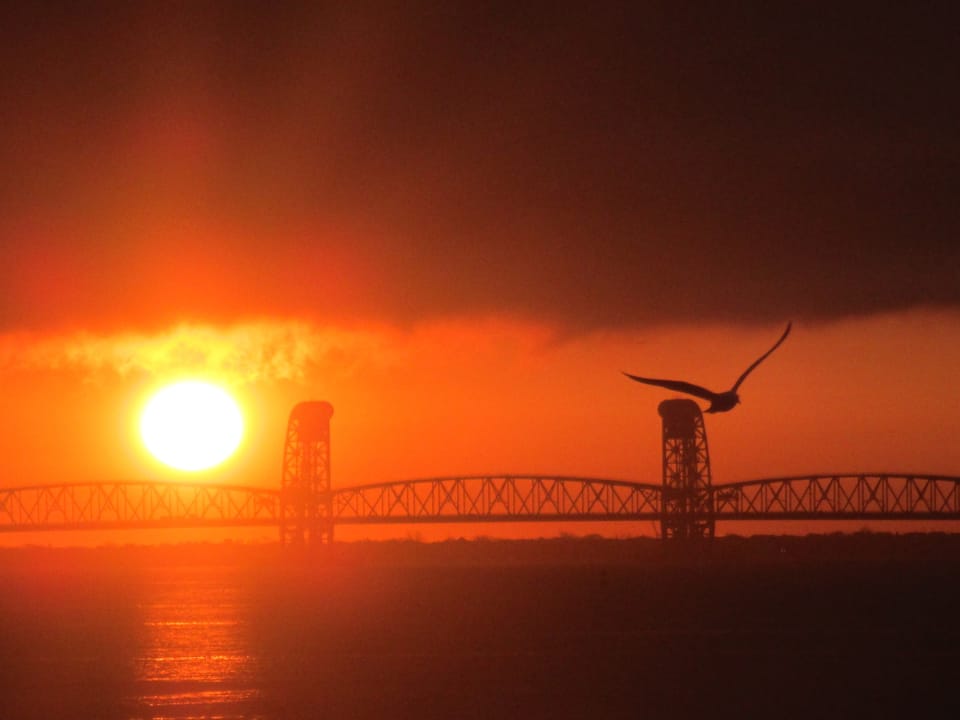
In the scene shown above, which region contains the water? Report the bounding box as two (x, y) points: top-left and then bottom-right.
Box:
(135, 567), (263, 718)
(2, 537), (960, 718)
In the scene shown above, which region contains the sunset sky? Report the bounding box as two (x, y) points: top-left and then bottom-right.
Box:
(1, 3), (958, 541)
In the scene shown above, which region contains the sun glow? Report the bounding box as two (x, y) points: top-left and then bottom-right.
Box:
(140, 381), (244, 471)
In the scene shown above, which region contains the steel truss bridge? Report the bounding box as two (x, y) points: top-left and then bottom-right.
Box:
(3, 401), (958, 540)
(2, 473), (960, 535)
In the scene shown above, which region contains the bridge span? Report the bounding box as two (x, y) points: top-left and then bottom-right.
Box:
(2, 473), (960, 535)
(2, 401), (958, 540)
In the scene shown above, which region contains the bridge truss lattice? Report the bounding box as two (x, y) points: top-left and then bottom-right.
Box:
(3, 401), (959, 537)
(2, 474), (960, 534)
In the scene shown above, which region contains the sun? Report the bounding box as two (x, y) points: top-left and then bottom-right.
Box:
(140, 380), (244, 472)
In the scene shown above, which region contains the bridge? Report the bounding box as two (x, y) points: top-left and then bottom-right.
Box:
(1, 400), (958, 541)
(3, 472), (959, 534)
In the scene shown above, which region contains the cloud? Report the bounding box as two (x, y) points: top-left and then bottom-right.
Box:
(0, 322), (390, 385)
(0, 3), (958, 334)
(0, 314), (579, 392)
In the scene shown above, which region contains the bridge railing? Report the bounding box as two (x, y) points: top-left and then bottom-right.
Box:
(0, 482), (280, 532)
(332, 475), (662, 524)
(711, 474), (960, 519)
(3, 473), (960, 533)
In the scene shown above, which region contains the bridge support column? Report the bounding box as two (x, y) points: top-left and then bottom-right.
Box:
(280, 401), (334, 545)
(658, 399), (714, 539)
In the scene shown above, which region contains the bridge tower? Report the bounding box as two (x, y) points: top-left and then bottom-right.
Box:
(280, 401), (334, 545)
(658, 399), (714, 539)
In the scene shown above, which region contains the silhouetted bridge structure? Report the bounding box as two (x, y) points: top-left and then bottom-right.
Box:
(3, 473), (960, 536)
(2, 401), (958, 540)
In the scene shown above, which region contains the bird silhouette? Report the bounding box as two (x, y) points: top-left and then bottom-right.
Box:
(623, 322), (792, 413)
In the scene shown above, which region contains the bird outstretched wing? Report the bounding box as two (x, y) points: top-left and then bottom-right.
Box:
(621, 373), (718, 402)
(730, 322), (792, 392)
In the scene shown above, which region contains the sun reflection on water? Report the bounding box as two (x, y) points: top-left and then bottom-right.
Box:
(132, 567), (264, 719)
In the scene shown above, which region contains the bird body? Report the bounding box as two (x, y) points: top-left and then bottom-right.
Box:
(623, 322), (792, 413)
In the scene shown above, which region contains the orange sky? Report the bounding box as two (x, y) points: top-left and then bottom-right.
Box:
(1, 4), (958, 543)
(2, 310), (958, 543)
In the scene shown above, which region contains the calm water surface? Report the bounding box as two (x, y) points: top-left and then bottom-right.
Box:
(3, 539), (960, 719)
(134, 567), (264, 718)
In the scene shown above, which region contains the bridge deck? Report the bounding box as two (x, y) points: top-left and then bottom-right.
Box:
(1, 474), (959, 532)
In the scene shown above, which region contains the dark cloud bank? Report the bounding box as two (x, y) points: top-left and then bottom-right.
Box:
(1, 2), (957, 332)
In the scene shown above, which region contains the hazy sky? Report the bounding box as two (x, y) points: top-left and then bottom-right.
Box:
(1, 3), (958, 541)
(1, 2), (957, 332)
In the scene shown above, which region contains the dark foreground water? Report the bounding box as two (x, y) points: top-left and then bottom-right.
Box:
(2, 535), (960, 719)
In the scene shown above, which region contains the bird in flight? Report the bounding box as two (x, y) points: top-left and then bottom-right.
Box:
(623, 322), (792, 413)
